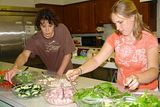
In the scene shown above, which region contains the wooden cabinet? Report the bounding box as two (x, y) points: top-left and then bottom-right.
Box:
(35, 0), (157, 33)
(94, 0), (156, 31)
(36, 2), (96, 34)
(63, 4), (80, 33)
(78, 1), (96, 33)
(35, 4), (64, 23)
(132, 0), (157, 31)
(64, 1), (96, 33)
(94, 0), (117, 25)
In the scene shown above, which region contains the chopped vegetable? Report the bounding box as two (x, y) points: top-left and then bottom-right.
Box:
(0, 70), (12, 90)
(115, 93), (160, 107)
(74, 82), (131, 107)
(74, 82), (130, 101)
(73, 82), (160, 107)
(12, 71), (34, 85)
(12, 83), (44, 98)
(0, 80), (13, 90)
(0, 70), (8, 82)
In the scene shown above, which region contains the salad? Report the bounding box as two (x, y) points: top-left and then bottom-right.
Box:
(12, 83), (44, 98)
(73, 82), (160, 107)
(12, 70), (42, 85)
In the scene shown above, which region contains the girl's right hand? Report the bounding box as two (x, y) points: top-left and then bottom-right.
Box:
(124, 75), (139, 91)
(65, 68), (82, 81)
(4, 68), (17, 84)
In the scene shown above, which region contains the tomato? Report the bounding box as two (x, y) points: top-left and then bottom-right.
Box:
(0, 70), (8, 82)
(0, 70), (12, 90)
(0, 80), (13, 90)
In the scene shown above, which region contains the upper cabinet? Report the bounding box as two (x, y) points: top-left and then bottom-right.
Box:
(132, 0), (157, 31)
(94, 0), (117, 25)
(35, 0), (157, 33)
(64, 1), (96, 33)
(94, 0), (156, 31)
(78, 1), (96, 33)
(36, 2), (96, 33)
(63, 4), (80, 33)
(35, 4), (64, 23)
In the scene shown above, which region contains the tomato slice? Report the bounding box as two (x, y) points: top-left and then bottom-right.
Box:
(0, 80), (13, 90)
(0, 70), (8, 82)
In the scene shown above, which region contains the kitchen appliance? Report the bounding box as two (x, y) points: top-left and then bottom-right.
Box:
(81, 36), (104, 47)
(0, 6), (40, 65)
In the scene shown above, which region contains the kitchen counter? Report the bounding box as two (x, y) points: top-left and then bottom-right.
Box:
(0, 77), (105, 107)
(0, 61), (105, 107)
(1, 62), (159, 107)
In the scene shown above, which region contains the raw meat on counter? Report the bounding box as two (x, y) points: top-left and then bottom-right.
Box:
(43, 85), (75, 105)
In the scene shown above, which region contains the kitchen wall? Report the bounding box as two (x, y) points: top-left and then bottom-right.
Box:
(0, 0), (89, 7)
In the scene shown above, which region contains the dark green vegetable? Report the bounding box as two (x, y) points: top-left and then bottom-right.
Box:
(115, 93), (160, 107)
(12, 71), (34, 85)
(12, 83), (44, 98)
(74, 82), (131, 107)
(74, 82), (160, 107)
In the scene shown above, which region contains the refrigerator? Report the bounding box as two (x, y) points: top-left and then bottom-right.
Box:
(0, 6), (39, 64)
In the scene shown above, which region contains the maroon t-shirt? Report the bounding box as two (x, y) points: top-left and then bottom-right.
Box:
(25, 23), (75, 73)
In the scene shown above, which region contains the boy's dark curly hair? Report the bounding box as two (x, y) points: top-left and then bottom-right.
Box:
(35, 8), (60, 30)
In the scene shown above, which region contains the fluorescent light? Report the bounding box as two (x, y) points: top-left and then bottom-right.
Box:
(140, 0), (152, 2)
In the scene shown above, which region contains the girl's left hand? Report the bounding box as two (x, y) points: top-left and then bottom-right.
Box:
(124, 75), (139, 91)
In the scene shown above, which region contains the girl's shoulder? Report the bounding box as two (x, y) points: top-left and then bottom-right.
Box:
(107, 32), (121, 40)
(142, 31), (157, 41)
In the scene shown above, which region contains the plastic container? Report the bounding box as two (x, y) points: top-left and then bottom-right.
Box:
(75, 99), (106, 107)
(12, 83), (44, 98)
(42, 75), (76, 105)
(47, 77), (76, 88)
(43, 86), (75, 105)
(74, 96), (136, 107)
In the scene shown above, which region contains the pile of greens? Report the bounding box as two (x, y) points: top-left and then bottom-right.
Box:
(12, 71), (34, 85)
(73, 82), (160, 107)
(73, 82), (130, 107)
(115, 93), (160, 107)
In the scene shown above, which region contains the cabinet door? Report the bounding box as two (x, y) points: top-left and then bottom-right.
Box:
(35, 4), (64, 23)
(94, 0), (116, 25)
(63, 4), (80, 33)
(133, 0), (157, 31)
(78, 1), (96, 33)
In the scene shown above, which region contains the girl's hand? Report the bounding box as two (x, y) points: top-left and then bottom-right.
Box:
(65, 68), (82, 81)
(124, 75), (139, 91)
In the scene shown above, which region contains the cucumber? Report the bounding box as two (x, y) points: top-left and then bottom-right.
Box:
(13, 84), (44, 98)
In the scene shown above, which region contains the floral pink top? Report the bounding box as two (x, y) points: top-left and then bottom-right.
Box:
(107, 31), (158, 90)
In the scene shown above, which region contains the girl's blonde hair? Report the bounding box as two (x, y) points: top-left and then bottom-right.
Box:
(112, 0), (152, 40)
